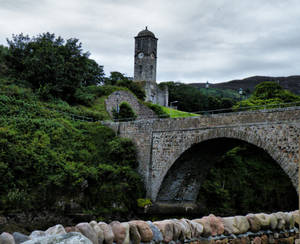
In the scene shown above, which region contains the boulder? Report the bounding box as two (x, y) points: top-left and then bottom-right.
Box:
(193, 218), (212, 237)
(268, 214), (278, 230)
(146, 221), (163, 243)
(13, 232), (30, 244)
(128, 223), (141, 244)
(29, 231), (46, 239)
(246, 214), (261, 232)
(128, 220), (153, 242)
(22, 232), (92, 244)
(178, 219), (192, 240)
(255, 213), (271, 229)
(120, 223), (130, 244)
(153, 220), (174, 243)
(235, 216), (249, 234)
(290, 210), (300, 226)
(45, 224), (66, 235)
(109, 221), (127, 244)
(76, 222), (98, 244)
(273, 212), (286, 230)
(0, 232), (15, 244)
(90, 221), (104, 244)
(188, 220), (203, 239)
(98, 222), (114, 244)
(170, 219), (182, 241)
(65, 226), (80, 233)
(202, 214), (224, 236)
(284, 212), (295, 229)
(222, 217), (239, 235)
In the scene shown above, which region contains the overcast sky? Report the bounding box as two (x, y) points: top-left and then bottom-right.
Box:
(0, 0), (299, 83)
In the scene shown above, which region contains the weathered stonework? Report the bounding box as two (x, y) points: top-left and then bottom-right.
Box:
(103, 107), (300, 201)
(133, 28), (168, 106)
(105, 90), (157, 119)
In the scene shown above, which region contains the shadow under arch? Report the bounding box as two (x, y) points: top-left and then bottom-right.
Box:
(152, 127), (298, 203)
(155, 137), (297, 215)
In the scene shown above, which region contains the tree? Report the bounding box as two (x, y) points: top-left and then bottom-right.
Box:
(234, 81), (300, 110)
(5, 33), (104, 101)
(0, 45), (9, 77)
(105, 72), (146, 100)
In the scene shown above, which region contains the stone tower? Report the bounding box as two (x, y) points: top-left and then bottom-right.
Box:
(134, 27), (157, 82)
(133, 27), (168, 106)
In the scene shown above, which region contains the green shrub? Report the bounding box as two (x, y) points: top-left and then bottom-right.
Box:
(143, 102), (170, 118)
(113, 102), (137, 121)
(137, 198), (152, 208)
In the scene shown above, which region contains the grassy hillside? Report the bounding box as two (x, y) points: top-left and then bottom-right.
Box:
(0, 79), (146, 232)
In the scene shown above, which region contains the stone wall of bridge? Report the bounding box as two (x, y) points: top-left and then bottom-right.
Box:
(103, 107), (300, 201)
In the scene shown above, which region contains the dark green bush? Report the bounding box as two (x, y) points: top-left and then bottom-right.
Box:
(0, 118), (144, 215)
(113, 102), (137, 121)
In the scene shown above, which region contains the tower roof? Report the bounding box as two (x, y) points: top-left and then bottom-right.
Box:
(136, 27), (156, 38)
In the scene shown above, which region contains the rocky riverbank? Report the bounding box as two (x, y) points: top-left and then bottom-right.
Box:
(0, 210), (299, 243)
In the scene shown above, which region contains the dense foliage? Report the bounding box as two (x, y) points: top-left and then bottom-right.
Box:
(197, 143), (297, 216)
(234, 81), (300, 110)
(0, 80), (144, 218)
(105, 72), (146, 100)
(4, 33), (104, 101)
(113, 102), (137, 121)
(159, 82), (237, 112)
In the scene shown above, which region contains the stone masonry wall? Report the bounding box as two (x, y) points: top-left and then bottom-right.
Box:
(103, 107), (300, 200)
(105, 90), (157, 120)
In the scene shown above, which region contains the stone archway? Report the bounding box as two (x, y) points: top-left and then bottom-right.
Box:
(150, 125), (299, 201)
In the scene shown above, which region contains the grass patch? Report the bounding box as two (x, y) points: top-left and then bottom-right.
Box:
(161, 106), (199, 118)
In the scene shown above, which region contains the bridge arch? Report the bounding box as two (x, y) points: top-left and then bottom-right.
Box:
(151, 126), (298, 201)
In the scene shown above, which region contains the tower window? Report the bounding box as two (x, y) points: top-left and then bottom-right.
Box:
(150, 65), (153, 76)
(137, 40), (141, 50)
(139, 65), (142, 75)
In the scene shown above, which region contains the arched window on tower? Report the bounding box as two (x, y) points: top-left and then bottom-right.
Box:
(139, 65), (142, 75)
(150, 65), (153, 77)
(137, 40), (141, 50)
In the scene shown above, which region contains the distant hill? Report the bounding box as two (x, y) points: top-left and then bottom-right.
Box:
(190, 76), (300, 94)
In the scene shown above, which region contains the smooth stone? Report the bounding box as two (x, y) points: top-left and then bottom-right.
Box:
(178, 219), (192, 240)
(76, 222), (98, 244)
(0, 232), (15, 244)
(153, 220), (174, 243)
(128, 223), (140, 244)
(90, 221), (104, 244)
(246, 214), (261, 232)
(45, 224), (66, 235)
(120, 223), (130, 244)
(193, 218), (212, 237)
(22, 232), (92, 244)
(65, 226), (80, 233)
(110, 221), (126, 244)
(235, 216), (250, 234)
(128, 220), (152, 242)
(189, 220), (203, 239)
(98, 222), (114, 244)
(268, 214), (278, 230)
(29, 231), (46, 239)
(146, 221), (163, 243)
(12, 232), (30, 244)
(284, 212), (295, 229)
(273, 212), (286, 230)
(203, 214), (224, 236)
(222, 217), (239, 235)
(255, 213), (271, 229)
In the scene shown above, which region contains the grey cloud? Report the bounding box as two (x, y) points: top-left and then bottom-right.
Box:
(0, 0), (299, 83)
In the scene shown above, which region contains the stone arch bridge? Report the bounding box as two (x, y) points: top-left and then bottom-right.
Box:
(104, 107), (300, 203)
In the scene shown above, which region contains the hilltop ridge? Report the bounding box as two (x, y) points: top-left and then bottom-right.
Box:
(190, 75), (300, 94)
